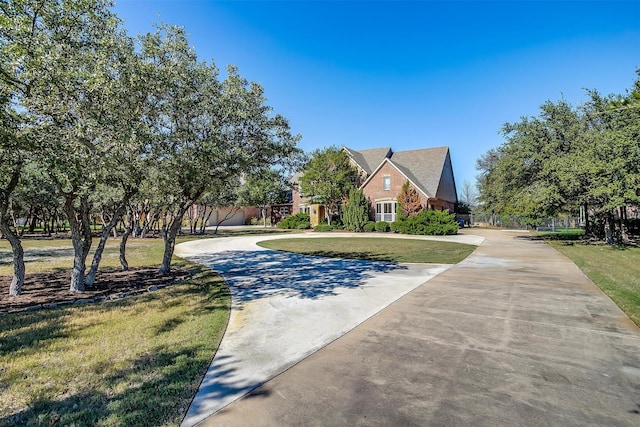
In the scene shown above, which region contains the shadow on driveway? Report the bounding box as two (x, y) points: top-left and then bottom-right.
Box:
(189, 250), (407, 308)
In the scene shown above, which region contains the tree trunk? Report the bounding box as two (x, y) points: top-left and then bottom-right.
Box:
(64, 196), (93, 292)
(583, 203), (590, 236)
(85, 205), (126, 286)
(619, 206), (628, 243)
(199, 207), (213, 234)
(158, 204), (191, 275)
(28, 213), (37, 233)
(0, 218), (25, 296)
(604, 209), (615, 245)
(1, 163), (24, 295)
(119, 229), (130, 271)
(119, 209), (132, 271)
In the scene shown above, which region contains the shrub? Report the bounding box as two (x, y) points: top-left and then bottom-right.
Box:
(314, 224), (333, 232)
(278, 213), (310, 229)
(330, 214), (344, 228)
(393, 210), (458, 236)
(363, 221), (376, 232)
(341, 188), (370, 232)
(375, 221), (390, 232)
(397, 180), (422, 220)
(390, 221), (402, 233)
(296, 222), (311, 230)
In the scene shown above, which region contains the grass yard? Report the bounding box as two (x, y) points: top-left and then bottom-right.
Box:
(257, 237), (476, 264)
(548, 240), (640, 327)
(0, 236), (194, 275)
(0, 230), (295, 275)
(0, 237), (230, 426)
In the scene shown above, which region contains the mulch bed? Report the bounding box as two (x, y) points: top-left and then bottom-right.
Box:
(0, 268), (191, 313)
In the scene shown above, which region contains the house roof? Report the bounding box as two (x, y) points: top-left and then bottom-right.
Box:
(388, 146), (451, 199)
(350, 145), (458, 204)
(343, 146), (392, 175)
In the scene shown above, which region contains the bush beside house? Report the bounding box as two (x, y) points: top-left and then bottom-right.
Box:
(278, 213), (310, 229)
(364, 222), (376, 232)
(313, 224), (334, 232)
(341, 188), (370, 232)
(391, 210), (459, 235)
(375, 221), (390, 232)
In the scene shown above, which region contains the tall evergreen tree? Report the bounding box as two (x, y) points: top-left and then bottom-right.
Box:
(341, 188), (370, 232)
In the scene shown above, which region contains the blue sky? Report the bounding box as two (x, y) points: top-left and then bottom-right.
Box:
(112, 0), (640, 194)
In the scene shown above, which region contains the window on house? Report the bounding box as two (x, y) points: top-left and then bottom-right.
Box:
(299, 205), (310, 215)
(383, 175), (391, 191)
(375, 201), (396, 222)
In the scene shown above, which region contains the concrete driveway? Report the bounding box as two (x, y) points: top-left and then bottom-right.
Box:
(187, 229), (640, 427)
(175, 232), (484, 426)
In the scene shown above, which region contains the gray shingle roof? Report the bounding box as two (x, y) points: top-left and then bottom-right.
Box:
(343, 146), (392, 175)
(346, 145), (457, 204)
(387, 146), (451, 199)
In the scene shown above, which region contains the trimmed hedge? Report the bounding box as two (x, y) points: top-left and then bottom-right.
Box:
(375, 221), (390, 232)
(313, 224), (333, 232)
(392, 210), (458, 235)
(363, 222), (376, 232)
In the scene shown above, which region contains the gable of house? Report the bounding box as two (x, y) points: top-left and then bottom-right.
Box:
(361, 158), (427, 203)
(386, 146), (457, 203)
(357, 147), (457, 201)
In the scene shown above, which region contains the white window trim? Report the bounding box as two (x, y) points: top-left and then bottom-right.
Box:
(383, 175), (391, 191)
(375, 201), (397, 222)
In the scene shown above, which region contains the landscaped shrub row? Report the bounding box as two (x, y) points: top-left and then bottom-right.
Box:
(279, 210), (457, 235)
(313, 224), (334, 232)
(278, 213), (311, 229)
(392, 210), (458, 235)
(361, 211), (458, 235)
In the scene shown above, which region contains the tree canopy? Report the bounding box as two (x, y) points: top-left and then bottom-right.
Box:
(0, 1), (302, 293)
(298, 146), (360, 224)
(477, 71), (640, 241)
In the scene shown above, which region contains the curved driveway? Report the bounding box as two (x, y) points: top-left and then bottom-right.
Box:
(176, 232), (483, 426)
(188, 229), (640, 427)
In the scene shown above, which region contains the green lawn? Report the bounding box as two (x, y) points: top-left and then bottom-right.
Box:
(0, 237), (230, 426)
(549, 240), (640, 327)
(257, 237), (476, 264)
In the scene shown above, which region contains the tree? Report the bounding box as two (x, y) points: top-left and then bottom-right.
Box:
(0, 97), (25, 295)
(397, 180), (422, 220)
(0, 0), (35, 295)
(476, 71), (640, 242)
(341, 188), (370, 232)
(83, 37), (154, 287)
(578, 84), (640, 242)
(298, 146), (360, 224)
(238, 169), (288, 227)
(23, 1), (139, 292)
(458, 180), (478, 213)
(142, 25), (302, 274)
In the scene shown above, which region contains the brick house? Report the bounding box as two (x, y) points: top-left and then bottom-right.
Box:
(291, 146), (458, 225)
